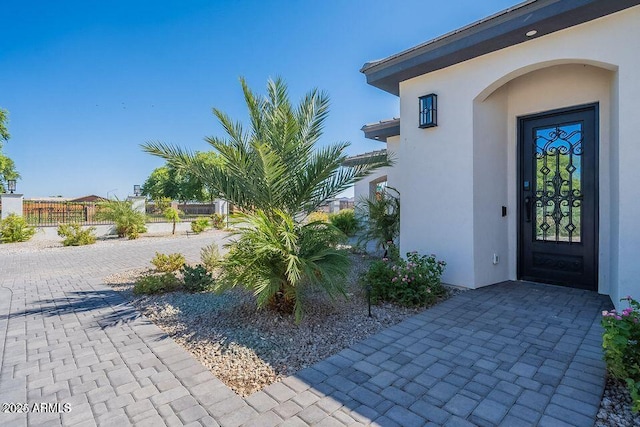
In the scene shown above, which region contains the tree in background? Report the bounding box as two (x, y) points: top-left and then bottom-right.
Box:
(0, 108), (20, 193)
(140, 152), (222, 203)
(143, 77), (387, 321)
(140, 165), (204, 203)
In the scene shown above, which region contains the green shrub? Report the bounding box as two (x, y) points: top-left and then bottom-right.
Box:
(329, 209), (358, 237)
(307, 211), (329, 223)
(191, 217), (210, 234)
(200, 243), (220, 271)
(219, 210), (349, 322)
(363, 246), (446, 307)
(95, 199), (147, 239)
(357, 187), (400, 256)
(57, 224), (97, 246)
(151, 252), (185, 272)
(211, 213), (225, 230)
(133, 273), (180, 295)
(0, 214), (35, 243)
(182, 264), (214, 292)
(602, 296), (640, 412)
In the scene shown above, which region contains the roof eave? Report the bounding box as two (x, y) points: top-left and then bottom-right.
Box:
(362, 0), (640, 96)
(361, 118), (400, 142)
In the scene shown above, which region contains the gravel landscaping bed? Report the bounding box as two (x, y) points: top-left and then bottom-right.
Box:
(596, 376), (640, 427)
(105, 253), (463, 396)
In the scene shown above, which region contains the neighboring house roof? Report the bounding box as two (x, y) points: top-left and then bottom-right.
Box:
(342, 149), (388, 167)
(25, 197), (72, 202)
(71, 195), (106, 203)
(361, 118), (400, 142)
(361, 0), (640, 95)
(25, 195), (107, 202)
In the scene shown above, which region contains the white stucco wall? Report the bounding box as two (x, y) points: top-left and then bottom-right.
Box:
(0, 193), (24, 219)
(395, 6), (639, 305)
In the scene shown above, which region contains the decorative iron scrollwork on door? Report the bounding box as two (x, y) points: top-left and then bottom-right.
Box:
(533, 123), (583, 243)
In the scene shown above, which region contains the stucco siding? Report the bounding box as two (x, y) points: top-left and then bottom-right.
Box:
(392, 5), (639, 301)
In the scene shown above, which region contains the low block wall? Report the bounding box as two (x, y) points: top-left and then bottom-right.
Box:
(32, 222), (194, 241)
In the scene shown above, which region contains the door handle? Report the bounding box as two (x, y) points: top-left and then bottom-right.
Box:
(524, 196), (532, 223)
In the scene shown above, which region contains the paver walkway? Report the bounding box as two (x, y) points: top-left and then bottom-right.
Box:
(0, 232), (611, 426)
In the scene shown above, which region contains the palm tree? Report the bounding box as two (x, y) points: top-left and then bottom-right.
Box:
(142, 77), (387, 321)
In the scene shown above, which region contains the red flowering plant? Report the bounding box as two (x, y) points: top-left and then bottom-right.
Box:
(602, 296), (640, 412)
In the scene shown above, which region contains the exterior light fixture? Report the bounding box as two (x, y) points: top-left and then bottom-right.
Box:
(133, 184), (141, 196)
(7, 179), (16, 194)
(526, 30), (538, 37)
(419, 93), (437, 128)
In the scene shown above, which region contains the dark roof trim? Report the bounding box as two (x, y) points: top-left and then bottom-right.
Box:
(361, 118), (400, 142)
(361, 0), (640, 95)
(343, 149), (387, 167)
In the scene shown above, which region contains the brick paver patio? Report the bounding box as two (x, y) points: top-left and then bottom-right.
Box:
(0, 232), (611, 426)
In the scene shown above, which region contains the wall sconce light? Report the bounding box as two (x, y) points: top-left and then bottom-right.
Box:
(419, 93), (437, 128)
(7, 179), (16, 194)
(133, 185), (141, 196)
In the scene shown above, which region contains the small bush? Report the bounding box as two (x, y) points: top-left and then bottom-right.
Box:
(602, 296), (640, 412)
(200, 243), (220, 271)
(363, 246), (446, 307)
(133, 273), (180, 295)
(307, 211), (329, 223)
(95, 199), (146, 239)
(329, 209), (358, 237)
(0, 214), (36, 243)
(357, 187), (400, 256)
(182, 264), (214, 292)
(191, 217), (210, 234)
(57, 224), (97, 246)
(211, 213), (225, 229)
(150, 252), (185, 273)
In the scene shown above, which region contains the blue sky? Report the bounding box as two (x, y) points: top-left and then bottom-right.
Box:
(0, 0), (515, 199)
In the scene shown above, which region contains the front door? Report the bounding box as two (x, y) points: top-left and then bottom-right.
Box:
(518, 104), (598, 291)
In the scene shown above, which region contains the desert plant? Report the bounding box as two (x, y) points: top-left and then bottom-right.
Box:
(329, 209), (358, 237)
(57, 224), (97, 246)
(163, 206), (181, 235)
(191, 217), (210, 234)
(219, 210), (349, 321)
(211, 213), (225, 230)
(0, 214), (35, 243)
(143, 78), (387, 320)
(133, 273), (180, 295)
(200, 243), (221, 271)
(150, 252), (185, 273)
(363, 245), (446, 307)
(182, 264), (214, 292)
(307, 211), (329, 223)
(95, 198), (147, 239)
(602, 297), (640, 412)
(357, 187), (400, 256)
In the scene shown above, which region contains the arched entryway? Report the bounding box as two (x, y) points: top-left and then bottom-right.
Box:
(472, 61), (617, 294)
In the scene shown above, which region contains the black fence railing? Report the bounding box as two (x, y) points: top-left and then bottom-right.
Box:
(23, 200), (112, 226)
(146, 202), (218, 223)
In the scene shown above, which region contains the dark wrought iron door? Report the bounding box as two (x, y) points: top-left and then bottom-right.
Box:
(519, 105), (598, 291)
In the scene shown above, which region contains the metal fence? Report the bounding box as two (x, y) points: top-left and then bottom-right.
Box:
(22, 200), (221, 226)
(23, 200), (112, 226)
(146, 202), (218, 223)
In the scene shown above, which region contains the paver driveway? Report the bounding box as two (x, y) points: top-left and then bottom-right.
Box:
(0, 232), (611, 426)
